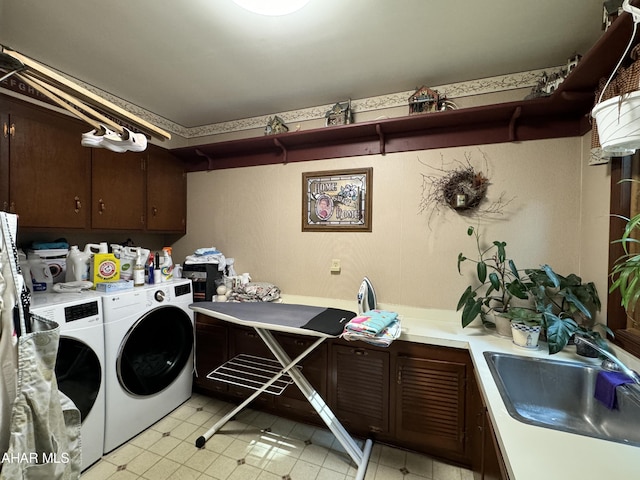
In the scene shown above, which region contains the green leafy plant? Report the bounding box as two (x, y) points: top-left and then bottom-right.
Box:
(526, 265), (602, 354)
(457, 226), (529, 328)
(500, 307), (543, 327)
(610, 204), (640, 313)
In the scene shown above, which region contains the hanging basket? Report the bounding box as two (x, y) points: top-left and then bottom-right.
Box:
(592, 91), (640, 152)
(591, 9), (640, 153)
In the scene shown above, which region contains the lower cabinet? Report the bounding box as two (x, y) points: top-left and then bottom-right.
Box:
(274, 333), (328, 420)
(470, 368), (510, 480)
(329, 341), (390, 436)
(194, 315), (228, 394)
(194, 313), (476, 466)
(392, 343), (469, 462)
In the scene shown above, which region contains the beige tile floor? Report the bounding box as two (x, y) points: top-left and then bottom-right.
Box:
(81, 393), (474, 480)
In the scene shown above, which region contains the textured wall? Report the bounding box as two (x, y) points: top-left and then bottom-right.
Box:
(173, 135), (611, 320)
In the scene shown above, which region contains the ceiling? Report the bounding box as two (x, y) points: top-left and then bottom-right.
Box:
(0, 0), (608, 130)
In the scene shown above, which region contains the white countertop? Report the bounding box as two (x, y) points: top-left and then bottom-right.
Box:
(281, 294), (640, 480)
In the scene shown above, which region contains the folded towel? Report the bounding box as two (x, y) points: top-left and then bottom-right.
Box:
(594, 370), (635, 409)
(344, 309), (398, 337)
(342, 319), (401, 347)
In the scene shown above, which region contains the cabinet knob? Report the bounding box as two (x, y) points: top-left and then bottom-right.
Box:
(9, 202), (15, 213)
(353, 349), (368, 356)
(98, 199), (106, 214)
(74, 196), (82, 213)
(152, 206), (158, 216)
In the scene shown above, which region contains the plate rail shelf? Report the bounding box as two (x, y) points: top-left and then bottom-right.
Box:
(172, 9), (637, 172)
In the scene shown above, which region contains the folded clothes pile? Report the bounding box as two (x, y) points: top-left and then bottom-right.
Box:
(229, 282), (281, 302)
(185, 247), (227, 271)
(342, 309), (401, 347)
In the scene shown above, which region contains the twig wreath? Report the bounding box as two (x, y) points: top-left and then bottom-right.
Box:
(419, 151), (513, 228)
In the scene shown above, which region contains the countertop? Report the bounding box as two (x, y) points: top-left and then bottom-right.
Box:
(280, 294), (640, 480)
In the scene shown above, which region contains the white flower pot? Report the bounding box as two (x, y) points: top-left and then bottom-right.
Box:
(484, 310), (512, 338)
(592, 91), (640, 153)
(511, 323), (541, 349)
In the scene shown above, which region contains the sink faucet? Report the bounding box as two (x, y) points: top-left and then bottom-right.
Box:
(574, 335), (640, 385)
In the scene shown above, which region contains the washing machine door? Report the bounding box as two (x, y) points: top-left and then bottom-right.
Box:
(55, 337), (101, 422)
(117, 305), (194, 396)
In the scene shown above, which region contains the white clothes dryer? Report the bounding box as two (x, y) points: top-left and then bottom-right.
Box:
(30, 291), (105, 471)
(101, 280), (194, 453)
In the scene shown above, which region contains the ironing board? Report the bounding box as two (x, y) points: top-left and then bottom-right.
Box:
(190, 301), (374, 480)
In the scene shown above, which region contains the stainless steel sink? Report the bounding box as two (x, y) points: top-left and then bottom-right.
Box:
(484, 351), (640, 447)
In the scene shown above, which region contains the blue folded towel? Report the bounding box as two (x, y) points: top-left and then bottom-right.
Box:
(594, 370), (635, 409)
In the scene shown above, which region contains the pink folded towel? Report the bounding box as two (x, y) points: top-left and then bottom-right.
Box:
(594, 370), (635, 409)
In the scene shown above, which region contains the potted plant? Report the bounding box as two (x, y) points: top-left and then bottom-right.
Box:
(591, 1), (640, 155)
(501, 307), (544, 348)
(456, 226), (529, 336)
(526, 265), (602, 354)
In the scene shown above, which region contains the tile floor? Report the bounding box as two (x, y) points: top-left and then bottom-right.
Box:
(81, 393), (474, 480)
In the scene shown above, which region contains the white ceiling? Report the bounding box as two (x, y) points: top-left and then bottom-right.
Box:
(0, 0), (607, 129)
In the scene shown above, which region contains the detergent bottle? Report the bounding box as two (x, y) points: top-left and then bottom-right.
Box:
(66, 245), (91, 282)
(28, 255), (53, 292)
(18, 250), (33, 293)
(160, 247), (174, 282)
(84, 242), (108, 254)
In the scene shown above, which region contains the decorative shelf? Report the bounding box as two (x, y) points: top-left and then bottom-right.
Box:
(173, 11), (636, 172)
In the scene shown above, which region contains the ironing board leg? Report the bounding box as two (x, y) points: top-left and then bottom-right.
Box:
(255, 328), (374, 479)
(195, 335), (326, 448)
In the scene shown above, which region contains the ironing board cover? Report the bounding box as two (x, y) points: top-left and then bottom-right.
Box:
(189, 302), (356, 337)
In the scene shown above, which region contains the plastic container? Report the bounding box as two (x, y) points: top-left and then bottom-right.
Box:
(18, 250), (33, 293)
(66, 245), (91, 282)
(133, 248), (145, 287)
(28, 248), (68, 283)
(160, 247), (174, 282)
(84, 242), (108, 254)
(29, 256), (53, 293)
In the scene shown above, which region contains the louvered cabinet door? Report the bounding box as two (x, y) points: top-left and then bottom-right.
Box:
(330, 344), (390, 436)
(394, 355), (466, 456)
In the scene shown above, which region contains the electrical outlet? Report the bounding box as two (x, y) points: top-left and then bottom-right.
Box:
(331, 259), (341, 273)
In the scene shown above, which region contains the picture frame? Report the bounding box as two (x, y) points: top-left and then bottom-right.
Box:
(302, 168), (372, 232)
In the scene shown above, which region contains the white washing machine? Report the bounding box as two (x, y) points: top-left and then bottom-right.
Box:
(30, 291), (105, 471)
(101, 279), (194, 453)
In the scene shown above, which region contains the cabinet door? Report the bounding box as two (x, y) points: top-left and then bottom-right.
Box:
(274, 333), (327, 420)
(91, 148), (145, 230)
(227, 326), (274, 408)
(146, 147), (186, 233)
(8, 106), (90, 228)
(0, 108), (9, 210)
(394, 354), (466, 456)
(330, 343), (390, 436)
(194, 314), (228, 394)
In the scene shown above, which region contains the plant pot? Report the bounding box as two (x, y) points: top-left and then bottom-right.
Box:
(592, 91), (640, 153)
(574, 337), (600, 358)
(485, 310), (512, 338)
(511, 323), (541, 349)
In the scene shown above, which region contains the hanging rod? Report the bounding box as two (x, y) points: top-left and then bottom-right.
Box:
(0, 47), (171, 141)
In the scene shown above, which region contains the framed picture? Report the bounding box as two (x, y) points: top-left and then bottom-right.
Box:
(302, 168), (372, 232)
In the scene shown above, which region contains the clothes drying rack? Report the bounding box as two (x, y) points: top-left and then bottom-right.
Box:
(189, 301), (374, 480)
